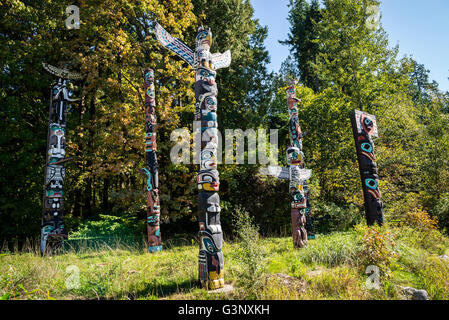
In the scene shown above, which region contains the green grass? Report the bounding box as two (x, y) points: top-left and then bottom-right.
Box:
(1, 225), (449, 300)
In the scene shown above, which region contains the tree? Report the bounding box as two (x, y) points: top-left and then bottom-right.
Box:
(0, 0), (198, 242)
(282, 0), (322, 92)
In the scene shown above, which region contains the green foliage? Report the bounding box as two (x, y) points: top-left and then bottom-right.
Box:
(432, 194), (449, 234)
(355, 224), (398, 272)
(299, 232), (359, 267)
(2, 222), (448, 300)
(312, 201), (362, 233)
(415, 256), (449, 300)
(231, 206), (267, 294)
(69, 214), (141, 239)
(2, 0), (449, 247)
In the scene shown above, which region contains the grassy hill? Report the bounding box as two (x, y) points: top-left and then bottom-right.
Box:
(1, 214), (449, 300)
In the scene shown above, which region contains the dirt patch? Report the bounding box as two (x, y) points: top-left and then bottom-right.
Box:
(265, 273), (307, 292)
(306, 267), (324, 277)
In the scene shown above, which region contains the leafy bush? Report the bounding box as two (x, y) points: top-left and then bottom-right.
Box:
(355, 224), (398, 273)
(397, 207), (449, 253)
(431, 194), (449, 233)
(231, 206), (267, 294)
(404, 207), (438, 231)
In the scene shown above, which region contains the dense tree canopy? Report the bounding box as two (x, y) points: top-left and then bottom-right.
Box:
(1, 0), (448, 244)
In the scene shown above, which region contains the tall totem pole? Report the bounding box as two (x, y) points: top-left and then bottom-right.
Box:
(286, 80), (313, 247)
(350, 110), (384, 226)
(139, 69), (162, 252)
(260, 80), (313, 248)
(41, 63), (81, 254)
(155, 23), (231, 289)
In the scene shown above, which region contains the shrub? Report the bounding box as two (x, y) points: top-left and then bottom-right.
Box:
(231, 206), (267, 294)
(355, 224), (398, 273)
(431, 194), (449, 233)
(69, 214), (142, 240)
(404, 207), (438, 231)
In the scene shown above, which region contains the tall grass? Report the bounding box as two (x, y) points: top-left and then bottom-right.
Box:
(1, 221), (449, 300)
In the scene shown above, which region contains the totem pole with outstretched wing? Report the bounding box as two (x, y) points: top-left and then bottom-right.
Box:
(260, 80), (314, 248)
(155, 22), (231, 290)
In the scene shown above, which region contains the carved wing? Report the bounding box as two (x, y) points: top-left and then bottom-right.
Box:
(289, 168), (312, 182)
(42, 63), (82, 80)
(259, 166), (290, 180)
(154, 22), (194, 66)
(211, 50), (231, 70)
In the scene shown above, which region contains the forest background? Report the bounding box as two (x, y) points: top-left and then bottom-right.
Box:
(1, 0), (448, 245)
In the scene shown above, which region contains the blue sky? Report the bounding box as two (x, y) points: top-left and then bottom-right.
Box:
(251, 0), (449, 92)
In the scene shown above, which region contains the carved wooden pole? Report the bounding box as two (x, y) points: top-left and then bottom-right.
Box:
(155, 22), (231, 289)
(139, 68), (162, 252)
(41, 63), (81, 254)
(259, 80), (313, 248)
(350, 110), (384, 226)
(286, 80), (312, 247)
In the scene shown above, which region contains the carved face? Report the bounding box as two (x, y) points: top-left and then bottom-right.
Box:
(48, 124), (66, 159)
(290, 187), (307, 209)
(361, 114), (375, 134)
(198, 169), (219, 191)
(45, 197), (63, 210)
(195, 67), (216, 85)
(202, 96), (217, 115)
(145, 69), (154, 83)
(287, 147), (304, 166)
(204, 191), (221, 214)
(201, 147), (217, 170)
(196, 27), (212, 49)
(46, 166), (65, 191)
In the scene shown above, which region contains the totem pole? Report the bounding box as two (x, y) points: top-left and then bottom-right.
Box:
(260, 80), (313, 248)
(155, 22), (231, 290)
(41, 63), (81, 254)
(286, 80), (313, 246)
(350, 110), (384, 226)
(139, 69), (162, 253)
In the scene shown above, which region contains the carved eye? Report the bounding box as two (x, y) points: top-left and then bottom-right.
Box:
(206, 97), (216, 106)
(202, 175), (213, 182)
(201, 151), (212, 160)
(365, 178), (378, 190)
(361, 142), (373, 153)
